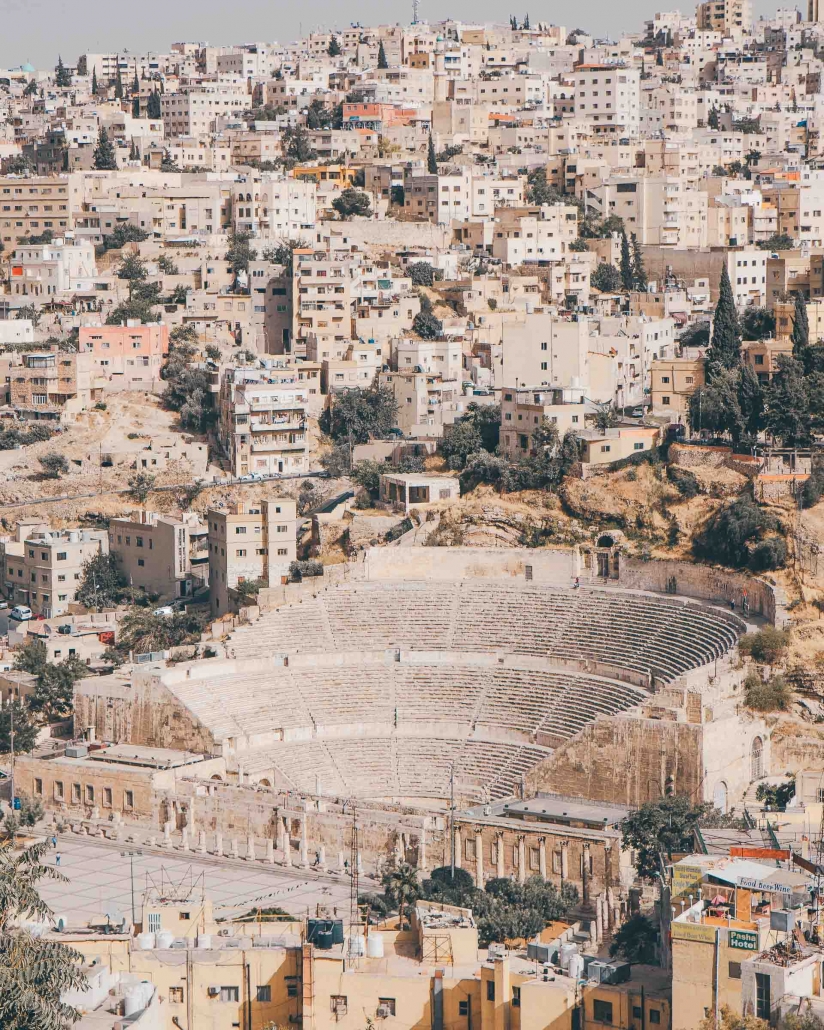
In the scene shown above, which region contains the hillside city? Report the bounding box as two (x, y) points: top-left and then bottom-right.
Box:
(7, 4), (824, 1030)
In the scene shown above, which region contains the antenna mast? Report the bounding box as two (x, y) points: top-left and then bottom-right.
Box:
(412, 0), (420, 24)
(349, 806), (360, 958)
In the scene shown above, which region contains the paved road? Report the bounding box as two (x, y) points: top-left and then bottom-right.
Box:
(38, 835), (356, 926)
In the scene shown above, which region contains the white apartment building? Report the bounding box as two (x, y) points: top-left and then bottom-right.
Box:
(10, 237), (97, 297)
(232, 178), (316, 238)
(726, 248), (768, 307)
(161, 85), (249, 137)
(574, 64), (640, 137)
(218, 367), (309, 478)
(393, 337), (463, 381)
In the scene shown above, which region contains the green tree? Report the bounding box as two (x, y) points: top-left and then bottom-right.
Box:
(351, 459), (391, 498)
(114, 61), (124, 99)
(93, 127), (117, 170)
(708, 105), (720, 129)
(412, 310), (443, 339)
(592, 402), (619, 433)
(91, 67), (98, 95)
(765, 354), (811, 445)
(327, 36), (342, 57)
(407, 262), (439, 287)
(791, 291), (810, 359)
(706, 265), (741, 372)
(441, 420), (483, 470)
(225, 229), (256, 285)
(76, 552), (128, 609)
(319, 382), (398, 443)
(740, 307), (775, 341)
(744, 671), (791, 711)
(117, 254), (148, 282)
(632, 234), (647, 291)
(755, 778), (795, 808)
(692, 495), (784, 569)
(687, 369), (744, 442)
(427, 133), (438, 174)
(128, 470), (156, 503)
(609, 914), (658, 963)
(23, 78), (37, 97)
(0, 700), (39, 755)
(39, 453), (69, 479)
(147, 90), (161, 119)
(332, 188), (372, 219)
(620, 230), (633, 291)
(525, 167), (561, 206)
(157, 253), (179, 274)
(281, 125), (315, 163)
(106, 608), (207, 662)
(377, 41), (389, 69)
(0, 838), (88, 1026)
(738, 627), (790, 664)
(620, 795), (710, 878)
(382, 864), (421, 929)
(28, 656), (88, 722)
(55, 56), (71, 88)
(738, 363), (765, 438)
(757, 233), (794, 251)
(591, 262), (622, 293)
(14, 637), (49, 678)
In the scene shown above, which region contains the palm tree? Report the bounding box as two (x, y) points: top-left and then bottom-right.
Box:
(0, 839), (88, 1027)
(382, 863), (420, 930)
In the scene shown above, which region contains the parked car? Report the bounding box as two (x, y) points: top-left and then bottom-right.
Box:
(153, 605), (174, 617)
(630, 407), (645, 419)
(10, 605), (32, 621)
(0, 601), (9, 611)
(239, 472), (263, 482)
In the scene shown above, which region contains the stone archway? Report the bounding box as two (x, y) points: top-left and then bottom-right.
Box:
(713, 781), (728, 814)
(751, 737), (764, 781)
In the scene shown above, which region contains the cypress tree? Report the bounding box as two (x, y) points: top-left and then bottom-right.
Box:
(55, 56), (71, 88)
(620, 229), (633, 291)
(632, 234), (647, 291)
(114, 61), (124, 99)
(147, 90), (161, 120)
(91, 67), (98, 95)
(706, 265), (742, 373)
(328, 36), (342, 57)
(524, 13), (530, 28)
(791, 290), (810, 360)
(377, 41), (389, 69)
(738, 362), (765, 438)
(132, 71), (140, 95)
(427, 133), (438, 174)
(93, 126), (117, 170)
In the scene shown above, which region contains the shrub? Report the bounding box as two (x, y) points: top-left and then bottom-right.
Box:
(749, 536), (787, 571)
(755, 778), (795, 808)
(667, 465), (700, 498)
(743, 671), (791, 711)
(39, 452), (69, 478)
(289, 560), (324, 581)
(692, 496), (784, 570)
(738, 627), (789, 664)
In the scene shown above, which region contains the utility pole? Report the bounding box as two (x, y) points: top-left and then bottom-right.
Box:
(9, 700), (14, 830)
(449, 763), (455, 881)
(121, 849), (143, 928)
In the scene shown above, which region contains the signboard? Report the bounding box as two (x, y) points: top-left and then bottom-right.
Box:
(671, 921), (717, 944)
(672, 864), (705, 898)
(737, 876), (793, 896)
(728, 930), (759, 951)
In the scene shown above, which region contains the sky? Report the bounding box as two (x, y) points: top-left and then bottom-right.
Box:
(1, 0), (783, 70)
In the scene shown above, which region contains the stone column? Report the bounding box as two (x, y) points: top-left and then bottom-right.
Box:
(337, 850), (345, 873)
(180, 827), (189, 851)
(318, 845), (326, 870)
(276, 815), (285, 853)
(496, 833), (505, 879)
(214, 832), (223, 857)
(560, 840), (569, 881)
(582, 843), (591, 906)
(418, 828), (427, 873)
(230, 838), (239, 859)
(266, 839), (275, 864)
(517, 836), (526, 885)
(454, 826), (462, 869)
(538, 836), (547, 880)
(595, 894), (604, 943)
(247, 836), (256, 861)
(300, 817), (309, 867)
(475, 828), (484, 888)
(197, 831), (207, 854)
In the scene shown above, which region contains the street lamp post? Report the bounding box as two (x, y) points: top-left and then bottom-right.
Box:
(120, 849), (143, 928)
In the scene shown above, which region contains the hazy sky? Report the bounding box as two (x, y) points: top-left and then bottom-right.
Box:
(2, 0), (782, 69)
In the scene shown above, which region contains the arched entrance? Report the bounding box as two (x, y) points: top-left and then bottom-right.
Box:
(751, 737), (764, 781)
(713, 781), (728, 814)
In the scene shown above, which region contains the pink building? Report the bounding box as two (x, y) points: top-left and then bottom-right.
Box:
(79, 322), (169, 392)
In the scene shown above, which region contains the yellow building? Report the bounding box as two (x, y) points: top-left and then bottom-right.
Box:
(650, 358), (705, 419)
(290, 164), (359, 187)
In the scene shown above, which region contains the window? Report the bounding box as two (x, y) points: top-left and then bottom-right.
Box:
(220, 987), (240, 1003)
(661, 376), (670, 384)
(124, 790), (134, 810)
(487, 982), (495, 1002)
(103, 787), (112, 807)
(552, 851), (563, 874)
(287, 983), (298, 997)
(459, 1002), (469, 1016)
(662, 396), (670, 405)
(34, 778), (43, 796)
(512, 987), (520, 1008)
(634, 442), (644, 451)
(593, 1000), (613, 1024)
(56, 551), (67, 561)
(85, 785), (94, 804)
(54, 781), (64, 800)
(728, 961), (742, 979)
(137, 559), (144, 567)
(257, 986), (272, 1002)
(72, 782), (81, 803)
(649, 1011), (661, 1025)
(169, 987), (184, 1003)
(148, 912), (161, 932)
(529, 847), (540, 871)
(331, 996), (348, 1016)
(235, 527), (247, 534)
(378, 999), (396, 1016)
(277, 548), (287, 556)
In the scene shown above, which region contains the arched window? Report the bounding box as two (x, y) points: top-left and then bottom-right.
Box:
(751, 737), (764, 781)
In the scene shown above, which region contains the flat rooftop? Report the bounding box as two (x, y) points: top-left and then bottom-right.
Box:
(489, 794), (630, 829)
(88, 744), (207, 769)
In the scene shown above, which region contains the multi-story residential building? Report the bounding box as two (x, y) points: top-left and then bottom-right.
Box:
(109, 511), (208, 601)
(160, 85), (250, 137)
(218, 366), (309, 477)
(378, 369), (464, 437)
(0, 523), (108, 617)
(231, 177), (316, 238)
(650, 357), (706, 419)
(574, 64), (640, 137)
(9, 236), (97, 297)
(500, 386), (589, 460)
(726, 248), (768, 307)
(207, 499), (298, 614)
(393, 336), (463, 381)
(79, 322), (169, 391)
(10, 351), (95, 419)
(697, 0), (753, 35)
(0, 175), (76, 250)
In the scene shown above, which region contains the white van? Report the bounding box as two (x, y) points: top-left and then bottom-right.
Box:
(10, 605), (32, 621)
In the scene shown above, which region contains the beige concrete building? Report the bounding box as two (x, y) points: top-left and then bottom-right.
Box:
(380, 473), (460, 513)
(0, 523), (108, 617)
(208, 499), (298, 615)
(109, 511), (208, 602)
(80, 322), (169, 392)
(10, 350), (96, 419)
(0, 175), (75, 250)
(697, 0), (753, 35)
(650, 358), (705, 419)
(500, 387), (588, 461)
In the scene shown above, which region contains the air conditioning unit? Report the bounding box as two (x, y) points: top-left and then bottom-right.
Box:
(207, 986), (220, 996)
(376, 1006), (391, 1019)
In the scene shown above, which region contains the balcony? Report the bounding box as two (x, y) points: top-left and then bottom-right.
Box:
(251, 438), (306, 453)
